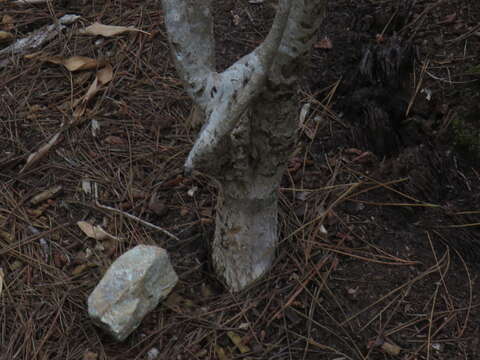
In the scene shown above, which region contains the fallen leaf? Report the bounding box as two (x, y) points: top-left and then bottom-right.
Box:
(96, 63), (113, 84)
(71, 263), (96, 276)
(23, 51), (43, 59)
(44, 55), (105, 72)
(63, 56), (104, 72)
(73, 63), (113, 118)
(315, 36), (332, 49)
(80, 22), (143, 37)
(30, 185), (63, 205)
(0, 229), (14, 243)
(83, 63), (113, 103)
(73, 71), (93, 86)
(20, 132), (62, 173)
(104, 135), (126, 145)
(0, 30), (13, 41)
(227, 331), (251, 354)
(83, 350), (98, 360)
(214, 345), (229, 360)
(2, 15), (14, 31)
(164, 292), (195, 312)
(77, 221), (120, 241)
(381, 342), (401, 356)
(148, 194), (167, 216)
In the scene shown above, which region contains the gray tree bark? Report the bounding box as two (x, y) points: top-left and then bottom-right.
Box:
(160, 0), (327, 291)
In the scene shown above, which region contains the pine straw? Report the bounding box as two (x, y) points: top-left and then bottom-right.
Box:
(1, 0), (480, 359)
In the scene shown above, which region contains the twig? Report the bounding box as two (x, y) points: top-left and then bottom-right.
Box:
(11, 0), (50, 4)
(95, 201), (180, 241)
(0, 14), (80, 68)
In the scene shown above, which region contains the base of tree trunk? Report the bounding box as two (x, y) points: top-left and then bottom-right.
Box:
(212, 185), (278, 291)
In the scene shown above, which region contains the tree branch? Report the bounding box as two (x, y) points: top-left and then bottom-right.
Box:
(161, 0), (215, 109)
(184, 0), (293, 173)
(271, 0), (327, 81)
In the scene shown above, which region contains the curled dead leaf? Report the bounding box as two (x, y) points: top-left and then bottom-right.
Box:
(44, 55), (105, 72)
(73, 63), (113, 118)
(63, 56), (105, 72)
(77, 221), (120, 241)
(30, 185), (63, 205)
(20, 132), (62, 173)
(83, 63), (113, 103)
(0, 30), (13, 41)
(79, 22), (145, 37)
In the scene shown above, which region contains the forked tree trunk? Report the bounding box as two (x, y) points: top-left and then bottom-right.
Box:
(161, 0), (326, 291)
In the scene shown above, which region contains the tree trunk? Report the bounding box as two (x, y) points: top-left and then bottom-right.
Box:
(213, 180), (278, 291)
(160, 0), (327, 291)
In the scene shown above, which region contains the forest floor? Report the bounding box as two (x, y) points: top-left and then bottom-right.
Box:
(1, 0), (479, 359)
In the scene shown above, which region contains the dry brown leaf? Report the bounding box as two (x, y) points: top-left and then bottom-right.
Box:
(1, 15), (14, 31)
(73, 63), (113, 118)
(227, 331), (250, 353)
(0, 31), (13, 41)
(44, 55), (104, 72)
(73, 71), (93, 86)
(0, 229), (14, 243)
(23, 51), (43, 59)
(77, 221), (119, 241)
(381, 342), (401, 356)
(214, 345), (229, 360)
(80, 22), (142, 37)
(73, 102), (87, 118)
(83, 350), (98, 360)
(96, 63), (113, 84)
(30, 185), (63, 205)
(63, 56), (105, 72)
(71, 263), (96, 276)
(104, 135), (126, 145)
(83, 63), (113, 103)
(315, 36), (333, 49)
(20, 132), (62, 173)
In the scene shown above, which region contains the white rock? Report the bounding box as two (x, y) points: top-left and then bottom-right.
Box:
(147, 347), (160, 360)
(88, 245), (178, 341)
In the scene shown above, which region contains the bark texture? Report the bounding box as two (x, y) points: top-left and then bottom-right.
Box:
(161, 0), (327, 291)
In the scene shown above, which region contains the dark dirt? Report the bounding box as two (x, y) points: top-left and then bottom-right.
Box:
(1, 0), (479, 359)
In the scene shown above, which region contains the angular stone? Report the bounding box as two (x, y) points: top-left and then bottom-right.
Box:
(88, 245), (178, 341)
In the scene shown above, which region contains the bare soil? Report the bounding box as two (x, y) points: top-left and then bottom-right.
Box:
(1, 0), (479, 359)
